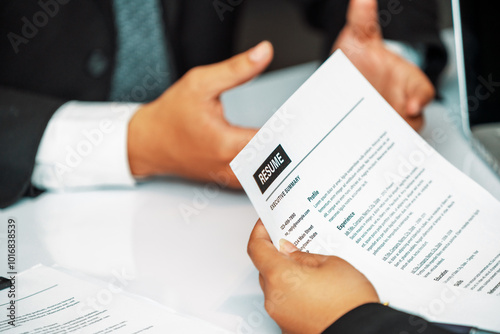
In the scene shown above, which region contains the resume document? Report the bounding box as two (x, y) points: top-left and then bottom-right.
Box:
(231, 51), (500, 331)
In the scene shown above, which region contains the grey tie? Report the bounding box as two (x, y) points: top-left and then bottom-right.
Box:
(110, 0), (172, 102)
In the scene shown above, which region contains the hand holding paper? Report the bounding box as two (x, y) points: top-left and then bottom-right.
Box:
(248, 220), (379, 334)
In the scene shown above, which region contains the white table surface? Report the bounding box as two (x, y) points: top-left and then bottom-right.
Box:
(2, 37), (500, 333)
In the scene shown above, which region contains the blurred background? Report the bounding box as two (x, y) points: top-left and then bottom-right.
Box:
(233, 0), (500, 165)
(234, 0), (452, 71)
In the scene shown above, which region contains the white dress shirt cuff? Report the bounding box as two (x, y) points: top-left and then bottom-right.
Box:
(31, 101), (141, 191)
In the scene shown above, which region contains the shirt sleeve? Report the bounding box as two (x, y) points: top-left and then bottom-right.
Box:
(31, 101), (141, 190)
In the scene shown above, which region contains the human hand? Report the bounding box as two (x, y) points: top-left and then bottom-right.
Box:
(247, 220), (380, 334)
(333, 0), (435, 131)
(127, 41), (274, 188)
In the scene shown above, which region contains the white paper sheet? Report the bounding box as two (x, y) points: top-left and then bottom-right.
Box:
(231, 51), (500, 331)
(0, 265), (229, 333)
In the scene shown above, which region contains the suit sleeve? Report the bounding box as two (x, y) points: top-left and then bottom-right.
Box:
(296, 0), (448, 86)
(0, 1), (116, 208)
(323, 303), (453, 334)
(0, 87), (65, 208)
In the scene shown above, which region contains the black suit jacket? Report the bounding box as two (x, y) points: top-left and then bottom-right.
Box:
(0, 0), (445, 208)
(324, 304), (453, 334)
(460, 0), (500, 125)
